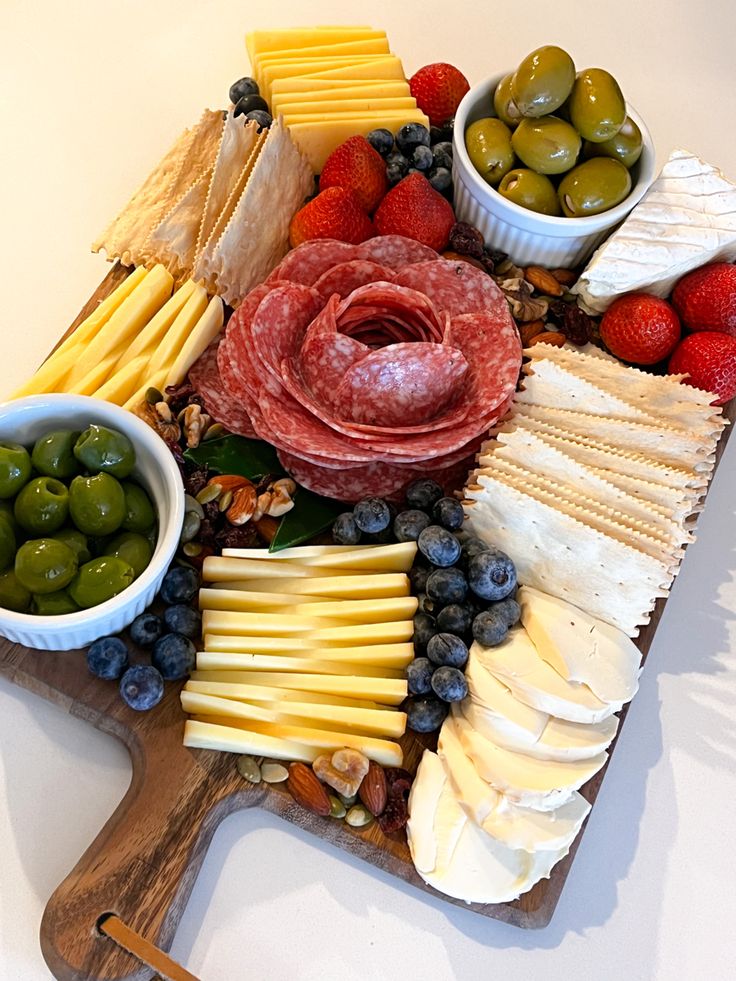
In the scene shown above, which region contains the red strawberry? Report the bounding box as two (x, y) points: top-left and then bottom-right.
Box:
(409, 63), (470, 127)
(289, 187), (374, 248)
(374, 173), (455, 252)
(668, 331), (736, 405)
(671, 262), (736, 335)
(600, 292), (681, 364)
(319, 135), (389, 213)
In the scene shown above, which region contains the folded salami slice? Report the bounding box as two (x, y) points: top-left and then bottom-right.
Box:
(189, 342), (256, 438)
(394, 259), (511, 319)
(312, 260), (395, 303)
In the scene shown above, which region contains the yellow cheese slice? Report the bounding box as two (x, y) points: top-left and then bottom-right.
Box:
(277, 97), (417, 115)
(188, 670), (407, 705)
(190, 716), (403, 766)
(293, 58), (405, 83)
(254, 37), (390, 71)
(284, 107), (429, 125)
(122, 367), (169, 411)
(164, 295), (224, 388)
(92, 354), (150, 405)
(203, 555), (363, 581)
(147, 283), (209, 372)
(199, 589), (417, 622)
(246, 27), (379, 60)
(201, 637), (413, 667)
(195, 651), (405, 678)
(65, 265), (173, 387)
(263, 56), (404, 98)
(202, 614), (414, 646)
(207, 573), (410, 598)
(184, 719), (322, 763)
(116, 278), (197, 369)
(220, 544), (375, 559)
(181, 688), (405, 738)
(218, 542), (416, 572)
(187, 677), (388, 709)
(66, 345), (127, 396)
(271, 82), (411, 109)
(289, 112), (429, 171)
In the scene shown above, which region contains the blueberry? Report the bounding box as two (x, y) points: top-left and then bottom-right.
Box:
(406, 695), (448, 732)
(468, 549), (517, 601)
(472, 609), (509, 647)
(387, 162), (407, 186)
(429, 125), (446, 145)
(164, 604), (202, 640)
(120, 664), (164, 711)
(160, 566), (199, 605)
(353, 497), (391, 534)
(436, 603), (473, 636)
(432, 496), (464, 531)
(86, 636), (128, 680)
(393, 509), (431, 542)
(437, 118), (455, 142)
(431, 665), (468, 703)
(460, 535), (492, 569)
(432, 142), (453, 169)
(246, 110), (272, 131)
(409, 563), (430, 594)
(426, 566), (467, 605)
(413, 611), (437, 652)
(396, 122), (430, 157)
(152, 632), (196, 680)
(405, 478), (443, 510)
(417, 526), (462, 568)
(333, 512), (361, 545)
(427, 632), (469, 669)
(406, 657), (434, 695)
(411, 144), (434, 171)
(129, 611), (163, 648)
(492, 597), (521, 627)
(234, 94), (269, 116)
(407, 167), (422, 176)
(428, 167), (452, 193)
(229, 76), (259, 104)
(385, 150), (409, 185)
(366, 127), (394, 157)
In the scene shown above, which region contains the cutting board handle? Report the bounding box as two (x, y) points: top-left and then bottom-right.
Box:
(39, 708), (254, 981)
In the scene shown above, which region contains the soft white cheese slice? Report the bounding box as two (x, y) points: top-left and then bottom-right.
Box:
(573, 149), (736, 313)
(438, 717), (591, 852)
(519, 586), (642, 703)
(464, 649), (550, 741)
(452, 713), (606, 811)
(474, 630), (620, 723)
(406, 749), (446, 875)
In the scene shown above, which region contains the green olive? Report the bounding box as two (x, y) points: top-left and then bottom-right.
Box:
(31, 430), (81, 479)
(0, 442), (32, 499)
(0, 569), (31, 612)
(558, 157), (632, 217)
(104, 532), (152, 579)
(583, 115), (643, 168)
(32, 589), (80, 616)
(52, 528), (92, 565)
(465, 117), (515, 186)
(0, 500), (18, 533)
(69, 473), (126, 537)
(14, 476), (70, 536)
(0, 516), (16, 571)
(15, 538), (78, 594)
(511, 116), (581, 175)
(68, 556), (135, 608)
(569, 68), (626, 143)
(492, 74), (522, 129)
(121, 481), (156, 534)
(497, 168), (561, 216)
(511, 45), (575, 117)
(73, 425), (136, 478)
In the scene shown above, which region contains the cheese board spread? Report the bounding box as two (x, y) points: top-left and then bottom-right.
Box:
(2, 23), (736, 980)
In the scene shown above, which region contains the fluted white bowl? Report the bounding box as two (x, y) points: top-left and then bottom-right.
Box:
(452, 72), (655, 268)
(0, 394), (184, 650)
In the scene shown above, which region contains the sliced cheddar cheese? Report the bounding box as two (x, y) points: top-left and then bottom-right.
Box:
(184, 719), (322, 763)
(206, 573), (410, 598)
(195, 651), (405, 678)
(187, 670), (407, 705)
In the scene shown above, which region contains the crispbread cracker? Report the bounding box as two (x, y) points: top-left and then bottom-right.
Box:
(146, 169), (213, 279)
(464, 478), (671, 636)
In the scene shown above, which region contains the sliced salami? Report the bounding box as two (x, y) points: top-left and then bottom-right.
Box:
(335, 282), (446, 343)
(278, 452), (413, 500)
(250, 283), (322, 389)
(394, 259), (511, 319)
(266, 239), (358, 286)
(312, 260), (395, 304)
(189, 342), (256, 438)
(299, 334), (369, 409)
(355, 235), (438, 269)
(445, 310), (521, 411)
(331, 342), (468, 427)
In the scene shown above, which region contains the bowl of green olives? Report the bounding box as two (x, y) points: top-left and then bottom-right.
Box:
(0, 394), (185, 650)
(452, 48), (655, 268)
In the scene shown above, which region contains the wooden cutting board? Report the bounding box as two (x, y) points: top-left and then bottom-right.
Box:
(1, 266), (733, 981)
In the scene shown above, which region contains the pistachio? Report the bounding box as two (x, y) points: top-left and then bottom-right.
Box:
(345, 805), (373, 828)
(261, 762), (289, 784)
(145, 386), (164, 405)
(218, 489), (234, 513)
(202, 422), (226, 442)
(236, 755), (262, 784)
(180, 510), (201, 544)
(195, 483), (221, 505)
(329, 795), (347, 819)
(338, 792), (358, 807)
(182, 541), (203, 558)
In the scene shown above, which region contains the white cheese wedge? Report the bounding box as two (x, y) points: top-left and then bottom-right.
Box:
(573, 149), (736, 313)
(519, 586), (641, 703)
(452, 713), (606, 811)
(474, 629), (619, 723)
(198, 590), (418, 623)
(438, 717), (590, 852)
(206, 573), (410, 598)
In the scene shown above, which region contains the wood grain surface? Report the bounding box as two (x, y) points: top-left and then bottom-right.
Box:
(1, 268), (733, 981)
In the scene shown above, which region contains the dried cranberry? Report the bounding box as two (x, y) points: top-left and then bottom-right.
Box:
(196, 518), (218, 548)
(184, 467), (210, 498)
(215, 523), (261, 550)
(561, 305), (594, 346)
(202, 500), (220, 523)
(165, 380), (205, 416)
(449, 221), (484, 259)
(377, 795), (409, 834)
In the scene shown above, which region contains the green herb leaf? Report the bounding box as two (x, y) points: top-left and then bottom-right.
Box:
(184, 436), (281, 481)
(270, 488), (344, 552)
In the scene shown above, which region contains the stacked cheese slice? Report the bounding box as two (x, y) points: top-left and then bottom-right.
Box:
(464, 345), (726, 636)
(246, 26), (429, 171)
(407, 586), (641, 904)
(182, 543), (418, 766)
(13, 266), (223, 408)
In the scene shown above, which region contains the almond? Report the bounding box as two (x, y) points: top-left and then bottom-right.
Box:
(359, 761), (388, 817)
(551, 267), (577, 287)
(519, 320), (546, 346)
(287, 762), (332, 817)
(442, 250), (486, 271)
(525, 265), (565, 297)
(528, 330), (567, 348)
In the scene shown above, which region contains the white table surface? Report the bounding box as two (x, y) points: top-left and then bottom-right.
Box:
(2, 2), (736, 978)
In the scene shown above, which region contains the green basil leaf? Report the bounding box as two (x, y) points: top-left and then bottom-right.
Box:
(184, 436), (281, 481)
(269, 487), (344, 552)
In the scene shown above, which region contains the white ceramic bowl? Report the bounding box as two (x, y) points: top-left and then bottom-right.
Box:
(0, 395), (185, 650)
(452, 72), (656, 268)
